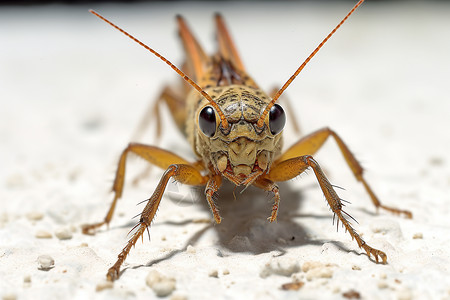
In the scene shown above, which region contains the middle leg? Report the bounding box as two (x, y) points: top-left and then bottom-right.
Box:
(107, 162), (208, 281)
(131, 86), (188, 143)
(82, 143), (198, 234)
(266, 154), (387, 263)
(276, 127), (412, 218)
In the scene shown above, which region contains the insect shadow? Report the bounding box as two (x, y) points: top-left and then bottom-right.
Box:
(118, 179), (353, 275)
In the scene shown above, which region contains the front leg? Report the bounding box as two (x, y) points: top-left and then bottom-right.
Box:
(82, 143), (197, 234)
(253, 177), (280, 222)
(205, 173), (223, 224)
(277, 127), (412, 218)
(107, 163), (208, 281)
(265, 155), (387, 264)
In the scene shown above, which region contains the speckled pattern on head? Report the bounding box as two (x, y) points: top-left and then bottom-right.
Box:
(186, 82), (283, 182)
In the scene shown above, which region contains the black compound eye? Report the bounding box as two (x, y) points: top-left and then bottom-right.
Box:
(198, 106), (217, 137)
(269, 104), (286, 135)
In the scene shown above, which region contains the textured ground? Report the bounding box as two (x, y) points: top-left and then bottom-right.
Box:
(1, 1), (450, 299)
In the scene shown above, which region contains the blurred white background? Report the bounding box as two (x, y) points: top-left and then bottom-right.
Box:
(1, 1), (449, 299)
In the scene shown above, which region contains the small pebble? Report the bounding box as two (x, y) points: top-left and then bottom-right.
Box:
(332, 286), (341, 293)
(281, 281), (304, 291)
(96, 281), (114, 292)
(170, 295), (188, 300)
(378, 280), (388, 289)
(55, 227), (73, 240)
(208, 269), (219, 278)
(2, 293), (17, 300)
(302, 261), (334, 281)
(37, 255), (55, 270)
(146, 270), (176, 297)
(26, 212), (44, 221)
(186, 245), (196, 254)
(305, 267), (333, 280)
(302, 261), (323, 272)
(260, 257), (300, 278)
(222, 269), (230, 275)
(35, 230), (52, 239)
(23, 275), (31, 288)
(369, 219), (403, 240)
(413, 233), (423, 239)
(352, 265), (361, 271)
(342, 290), (361, 299)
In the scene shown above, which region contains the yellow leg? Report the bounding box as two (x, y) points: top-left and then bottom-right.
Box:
(107, 163), (208, 281)
(82, 143), (197, 235)
(277, 127), (412, 218)
(205, 174), (223, 224)
(129, 87), (189, 186)
(131, 86), (188, 143)
(266, 155), (387, 264)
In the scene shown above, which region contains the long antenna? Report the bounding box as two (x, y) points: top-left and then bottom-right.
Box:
(257, 0), (365, 128)
(89, 10), (229, 129)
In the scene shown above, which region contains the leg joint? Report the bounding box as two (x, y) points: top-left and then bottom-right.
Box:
(166, 164), (179, 174)
(303, 154), (316, 166)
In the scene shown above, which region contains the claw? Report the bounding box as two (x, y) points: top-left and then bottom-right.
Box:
(399, 210), (413, 219)
(375, 250), (387, 264)
(106, 267), (119, 282)
(366, 248), (387, 264)
(380, 205), (413, 219)
(81, 222), (105, 235)
(267, 212), (277, 223)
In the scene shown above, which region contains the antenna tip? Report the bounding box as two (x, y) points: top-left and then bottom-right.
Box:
(89, 9), (100, 17)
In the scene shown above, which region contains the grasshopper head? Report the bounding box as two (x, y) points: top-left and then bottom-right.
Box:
(195, 86), (285, 184)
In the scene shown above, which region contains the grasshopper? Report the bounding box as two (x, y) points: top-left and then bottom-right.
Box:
(83, 0), (412, 281)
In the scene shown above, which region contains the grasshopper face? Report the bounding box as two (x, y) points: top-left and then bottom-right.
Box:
(195, 85), (285, 185)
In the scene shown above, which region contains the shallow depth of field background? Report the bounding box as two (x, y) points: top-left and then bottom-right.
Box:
(1, 1), (449, 299)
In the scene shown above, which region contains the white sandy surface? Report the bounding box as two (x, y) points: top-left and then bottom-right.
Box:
(1, 1), (450, 299)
